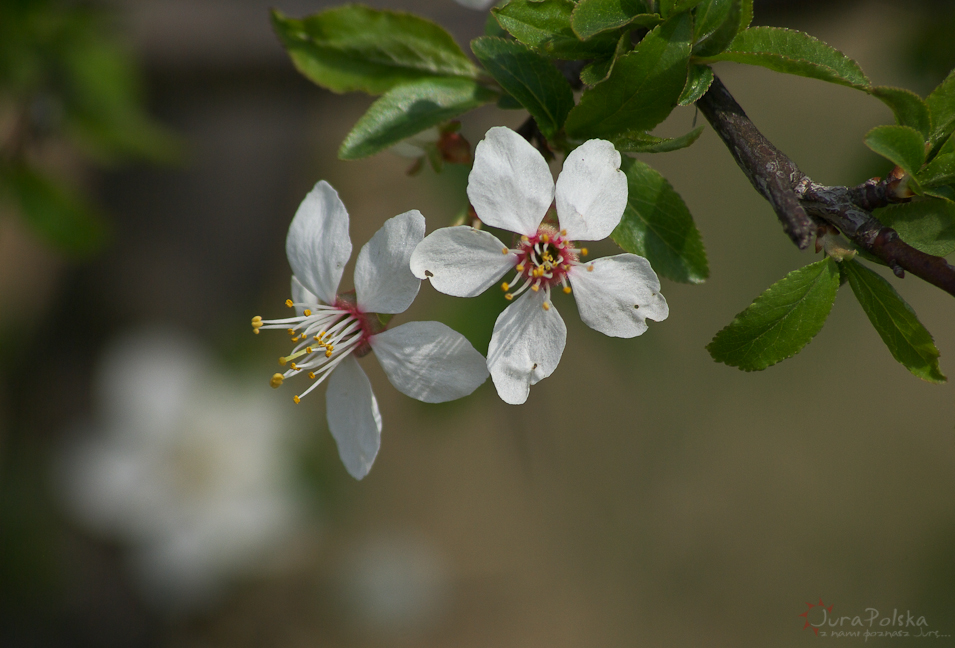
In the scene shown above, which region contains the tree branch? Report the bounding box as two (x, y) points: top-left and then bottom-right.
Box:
(696, 74), (955, 299)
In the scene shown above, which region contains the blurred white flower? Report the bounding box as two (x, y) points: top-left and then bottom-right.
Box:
(453, 0), (497, 10)
(56, 328), (309, 613)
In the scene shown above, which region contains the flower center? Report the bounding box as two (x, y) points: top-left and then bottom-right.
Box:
(251, 292), (385, 403)
(500, 225), (591, 310)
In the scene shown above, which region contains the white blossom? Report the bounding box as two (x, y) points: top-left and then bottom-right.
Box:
(56, 328), (308, 613)
(410, 127), (668, 404)
(453, 0), (497, 10)
(254, 181), (488, 479)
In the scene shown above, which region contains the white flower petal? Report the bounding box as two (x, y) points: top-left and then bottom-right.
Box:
(286, 181), (352, 304)
(355, 210), (425, 314)
(468, 126), (554, 236)
(410, 226), (517, 297)
(325, 355), (382, 480)
(486, 290), (566, 405)
(555, 139), (627, 241)
(569, 254), (668, 338)
(371, 321), (489, 403)
(291, 276), (319, 316)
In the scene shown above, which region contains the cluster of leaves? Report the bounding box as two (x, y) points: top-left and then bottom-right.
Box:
(271, 0), (954, 382)
(0, 0), (178, 256)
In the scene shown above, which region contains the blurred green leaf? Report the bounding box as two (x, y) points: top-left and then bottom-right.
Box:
(609, 125), (704, 152)
(271, 7), (479, 95)
(842, 259), (946, 383)
(612, 157), (708, 283)
(692, 0), (741, 58)
(870, 86), (932, 140)
(2, 165), (108, 256)
(471, 37), (574, 139)
(873, 199), (955, 257)
(864, 125), (926, 183)
(564, 13), (692, 139)
(493, 0), (621, 58)
(570, 0), (658, 41)
(707, 258), (840, 371)
(699, 26), (870, 89)
(678, 63), (714, 105)
(926, 68), (955, 150)
(339, 77), (496, 160)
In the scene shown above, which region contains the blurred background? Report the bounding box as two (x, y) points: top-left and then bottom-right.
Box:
(1, 0), (953, 646)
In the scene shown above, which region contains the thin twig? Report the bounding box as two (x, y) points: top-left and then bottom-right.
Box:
(696, 74), (955, 299)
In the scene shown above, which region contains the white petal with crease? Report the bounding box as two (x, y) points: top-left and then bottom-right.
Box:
(372, 321), (489, 403)
(410, 226), (516, 297)
(355, 210), (425, 314)
(468, 127), (554, 236)
(486, 290), (566, 405)
(555, 139), (627, 241)
(286, 181), (352, 304)
(325, 355), (381, 480)
(570, 254), (668, 338)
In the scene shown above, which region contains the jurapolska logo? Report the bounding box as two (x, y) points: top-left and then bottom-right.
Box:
(798, 599), (951, 639)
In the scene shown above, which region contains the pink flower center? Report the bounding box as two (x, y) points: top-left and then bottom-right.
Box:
(500, 225), (591, 310)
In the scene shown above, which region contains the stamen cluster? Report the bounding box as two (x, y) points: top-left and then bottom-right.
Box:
(252, 298), (376, 403)
(501, 226), (591, 309)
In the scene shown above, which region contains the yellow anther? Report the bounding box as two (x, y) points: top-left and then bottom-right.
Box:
(516, 264), (524, 272)
(290, 362), (299, 370)
(251, 316), (263, 327)
(563, 286), (572, 294)
(560, 229), (567, 236)
(501, 247), (508, 255)
(291, 336), (300, 342)
(521, 235), (529, 242)
(587, 264), (594, 272)
(308, 371), (316, 379)
(581, 248), (588, 256)
(253, 329), (260, 335)
(287, 328), (295, 335)
(293, 395), (301, 404)
(542, 301), (551, 311)
(501, 282), (510, 291)
(531, 284), (540, 292)
(505, 293), (514, 301)
(303, 309), (312, 316)
(305, 346), (313, 354)
(270, 373), (284, 388)
(278, 357), (287, 366)
(325, 349), (333, 358)
(286, 299), (294, 308)
(540, 234), (549, 243)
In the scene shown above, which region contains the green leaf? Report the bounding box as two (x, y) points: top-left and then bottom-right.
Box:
(570, 0), (657, 40)
(659, 0), (704, 17)
(493, 0), (620, 59)
(864, 125), (926, 180)
(579, 31), (631, 85)
(926, 68), (955, 150)
(612, 158), (708, 283)
(699, 26), (870, 89)
(609, 125), (704, 152)
(738, 0), (754, 31)
(471, 37), (574, 139)
(678, 63), (714, 105)
(842, 259), (946, 383)
(692, 0), (741, 58)
(2, 165), (108, 256)
(271, 7), (479, 95)
(917, 152), (955, 189)
(873, 199), (955, 257)
(564, 13), (692, 139)
(870, 86), (932, 140)
(707, 258), (840, 371)
(339, 77), (496, 160)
